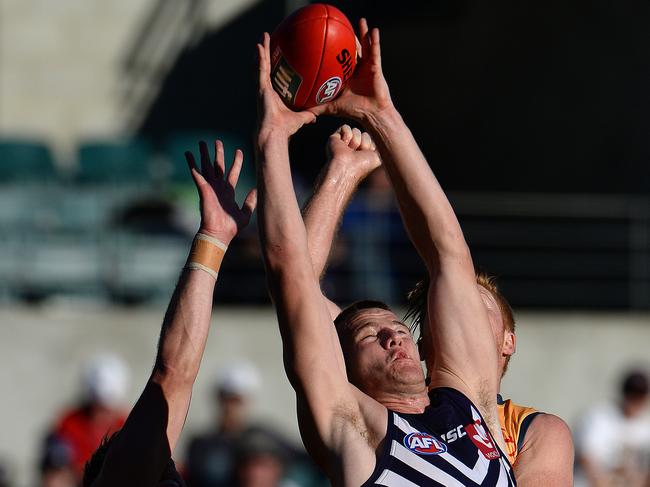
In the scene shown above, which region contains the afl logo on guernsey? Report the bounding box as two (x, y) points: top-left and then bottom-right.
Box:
(404, 432), (447, 455)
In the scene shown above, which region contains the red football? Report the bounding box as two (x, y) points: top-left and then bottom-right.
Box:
(270, 4), (357, 110)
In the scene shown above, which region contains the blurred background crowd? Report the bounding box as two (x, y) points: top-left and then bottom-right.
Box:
(1, 0), (649, 485)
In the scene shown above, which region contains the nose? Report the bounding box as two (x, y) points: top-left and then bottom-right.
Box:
(380, 329), (403, 349)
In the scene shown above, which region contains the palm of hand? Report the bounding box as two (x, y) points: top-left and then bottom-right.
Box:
(335, 58), (390, 116)
(186, 141), (256, 244)
(313, 24), (392, 120)
(257, 32), (316, 138)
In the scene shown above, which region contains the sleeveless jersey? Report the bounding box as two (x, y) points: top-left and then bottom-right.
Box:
(362, 388), (516, 486)
(497, 395), (541, 465)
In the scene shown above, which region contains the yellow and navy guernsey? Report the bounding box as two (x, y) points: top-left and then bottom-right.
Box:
(497, 395), (542, 465)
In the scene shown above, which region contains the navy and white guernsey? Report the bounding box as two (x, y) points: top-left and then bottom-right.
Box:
(361, 388), (516, 486)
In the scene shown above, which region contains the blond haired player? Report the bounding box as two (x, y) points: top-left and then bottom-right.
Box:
(405, 275), (574, 485)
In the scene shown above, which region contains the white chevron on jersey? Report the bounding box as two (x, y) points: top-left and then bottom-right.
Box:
(375, 469), (420, 487)
(392, 441), (467, 487)
(394, 413), (492, 484)
(499, 457), (516, 486)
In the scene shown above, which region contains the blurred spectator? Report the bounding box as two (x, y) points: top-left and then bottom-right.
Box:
(576, 369), (650, 487)
(185, 361), (261, 487)
(38, 434), (75, 487)
(233, 429), (292, 487)
(185, 362), (323, 487)
(0, 457), (10, 487)
(47, 354), (129, 480)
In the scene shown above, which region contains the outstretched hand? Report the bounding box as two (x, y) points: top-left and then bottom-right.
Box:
(326, 124), (381, 182)
(185, 140), (257, 245)
(312, 19), (393, 122)
(257, 32), (316, 140)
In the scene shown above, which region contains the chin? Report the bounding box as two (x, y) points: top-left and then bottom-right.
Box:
(391, 361), (425, 386)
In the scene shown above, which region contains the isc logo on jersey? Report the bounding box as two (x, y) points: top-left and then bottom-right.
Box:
(404, 432), (447, 455)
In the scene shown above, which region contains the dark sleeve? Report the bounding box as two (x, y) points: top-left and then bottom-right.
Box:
(517, 412), (543, 454)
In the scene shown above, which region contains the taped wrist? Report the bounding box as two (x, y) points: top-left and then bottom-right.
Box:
(184, 233), (228, 279)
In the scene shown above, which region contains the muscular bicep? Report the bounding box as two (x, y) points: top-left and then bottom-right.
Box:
(514, 414), (574, 487)
(425, 255), (500, 397)
(271, 271), (356, 439)
(273, 272), (385, 481)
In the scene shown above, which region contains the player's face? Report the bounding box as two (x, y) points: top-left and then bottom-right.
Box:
(340, 308), (426, 396)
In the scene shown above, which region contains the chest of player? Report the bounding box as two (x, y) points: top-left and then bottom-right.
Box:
(361, 388), (516, 486)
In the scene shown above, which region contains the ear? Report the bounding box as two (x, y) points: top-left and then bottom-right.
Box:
(502, 331), (516, 356)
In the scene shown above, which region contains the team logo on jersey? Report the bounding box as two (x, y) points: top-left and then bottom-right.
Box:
(316, 76), (342, 104)
(404, 432), (447, 455)
(465, 419), (501, 460)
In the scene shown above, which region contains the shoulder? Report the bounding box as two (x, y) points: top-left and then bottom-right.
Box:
(523, 413), (574, 454)
(513, 414), (574, 486)
(529, 413), (571, 435)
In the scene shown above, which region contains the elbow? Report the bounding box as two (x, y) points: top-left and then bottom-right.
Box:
(262, 242), (314, 282)
(423, 233), (472, 273)
(151, 360), (197, 390)
(436, 227), (470, 257)
(263, 245), (294, 274)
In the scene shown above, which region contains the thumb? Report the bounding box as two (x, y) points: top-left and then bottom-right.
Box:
(240, 188), (258, 226)
(300, 110), (317, 125)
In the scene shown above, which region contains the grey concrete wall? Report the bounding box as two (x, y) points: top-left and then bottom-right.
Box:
(0, 0), (260, 160)
(0, 305), (648, 485)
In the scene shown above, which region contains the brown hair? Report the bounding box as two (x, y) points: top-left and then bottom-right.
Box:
(334, 300), (392, 336)
(405, 271), (515, 374)
(334, 300), (393, 379)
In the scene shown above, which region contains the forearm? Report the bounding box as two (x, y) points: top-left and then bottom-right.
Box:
(257, 132), (313, 276)
(153, 267), (215, 384)
(303, 163), (359, 279)
(152, 240), (222, 449)
(363, 107), (469, 271)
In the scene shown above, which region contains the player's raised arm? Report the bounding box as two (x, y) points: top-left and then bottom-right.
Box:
(316, 19), (501, 422)
(303, 125), (381, 319)
(87, 141), (255, 487)
(256, 34), (383, 482)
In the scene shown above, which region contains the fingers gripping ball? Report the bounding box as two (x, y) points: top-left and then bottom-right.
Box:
(270, 4), (357, 110)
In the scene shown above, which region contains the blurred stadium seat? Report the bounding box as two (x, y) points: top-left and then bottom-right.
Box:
(21, 234), (106, 300)
(107, 233), (189, 303)
(163, 131), (255, 192)
(76, 138), (153, 184)
(0, 139), (57, 183)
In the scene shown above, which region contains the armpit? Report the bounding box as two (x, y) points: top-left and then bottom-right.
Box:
(332, 403), (382, 449)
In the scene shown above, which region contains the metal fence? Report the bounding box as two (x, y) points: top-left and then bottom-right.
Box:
(0, 182), (648, 309)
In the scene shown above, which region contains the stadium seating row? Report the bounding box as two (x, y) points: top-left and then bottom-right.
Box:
(0, 132), (255, 185)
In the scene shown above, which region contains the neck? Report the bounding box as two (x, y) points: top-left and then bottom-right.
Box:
(374, 390), (430, 414)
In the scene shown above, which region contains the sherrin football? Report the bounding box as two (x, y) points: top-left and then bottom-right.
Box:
(270, 4), (357, 110)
